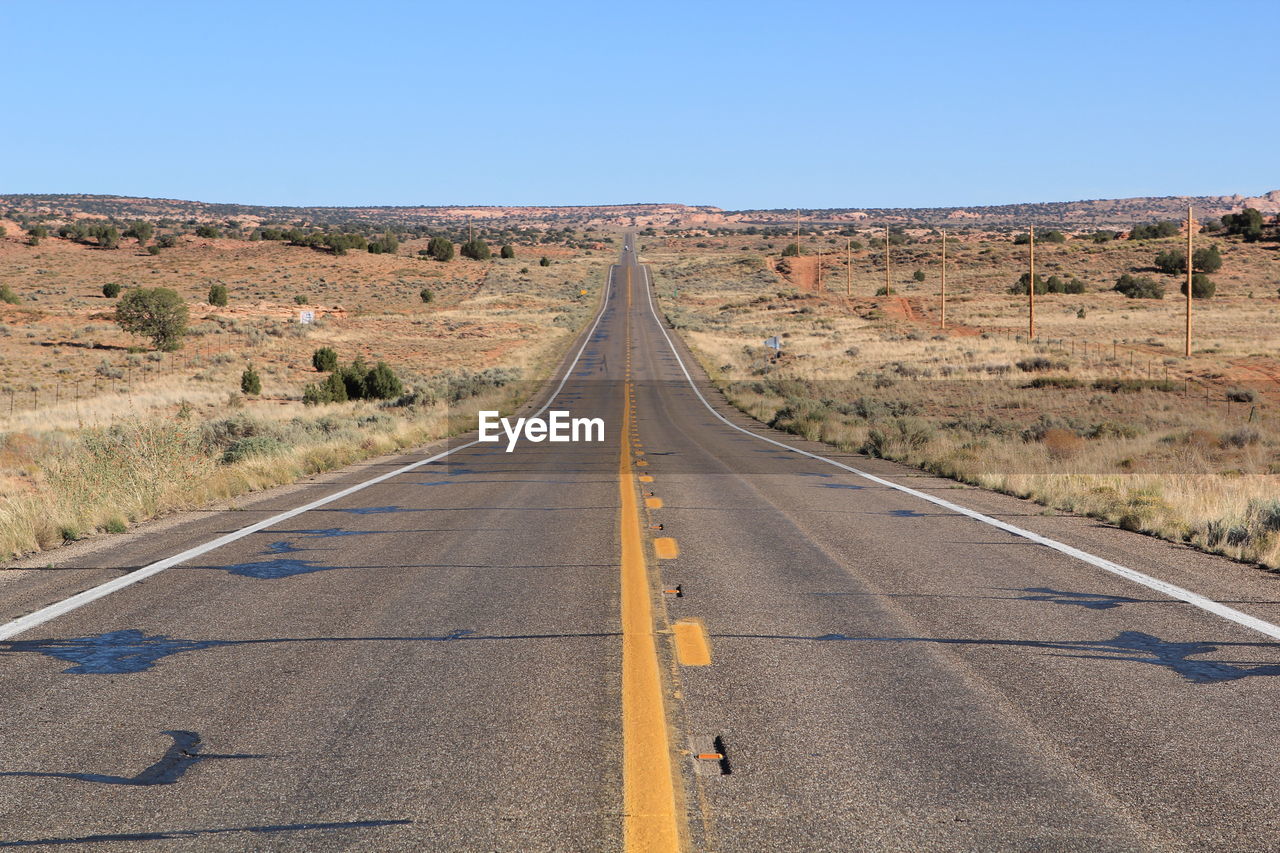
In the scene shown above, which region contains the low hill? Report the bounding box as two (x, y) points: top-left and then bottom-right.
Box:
(2, 190), (1276, 231)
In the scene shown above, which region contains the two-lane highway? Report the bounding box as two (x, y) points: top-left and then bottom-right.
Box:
(4, 236), (1280, 850)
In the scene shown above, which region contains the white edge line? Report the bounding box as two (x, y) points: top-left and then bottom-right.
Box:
(0, 265), (618, 642)
(636, 262), (1280, 642)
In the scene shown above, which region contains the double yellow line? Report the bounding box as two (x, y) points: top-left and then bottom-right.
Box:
(618, 263), (684, 851)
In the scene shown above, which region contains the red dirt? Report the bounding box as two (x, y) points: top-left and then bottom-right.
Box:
(777, 256), (820, 291)
(1224, 356), (1280, 390)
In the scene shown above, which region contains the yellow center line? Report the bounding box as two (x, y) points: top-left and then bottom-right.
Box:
(620, 264), (684, 852)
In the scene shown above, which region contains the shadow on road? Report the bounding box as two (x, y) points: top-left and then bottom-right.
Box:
(0, 819), (412, 847)
(0, 730), (260, 786)
(2, 628), (619, 674)
(713, 629), (1280, 684)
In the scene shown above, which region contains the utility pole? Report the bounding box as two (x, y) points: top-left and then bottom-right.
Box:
(1028, 225), (1036, 340)
(846, 236), (852, 297)
(940, 229), (947, 329)
(1185, 204), (1194, 357)
(884, 227), (892, 296)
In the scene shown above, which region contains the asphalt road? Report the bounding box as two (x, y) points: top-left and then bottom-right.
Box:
(4, 237), (1280, 851)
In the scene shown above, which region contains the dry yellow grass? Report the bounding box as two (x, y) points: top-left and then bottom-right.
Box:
(1, 392), (516, 559)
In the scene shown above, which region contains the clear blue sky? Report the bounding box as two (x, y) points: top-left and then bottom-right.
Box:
(4, 0), (1276, 210)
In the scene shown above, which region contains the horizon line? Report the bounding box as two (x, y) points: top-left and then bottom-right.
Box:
(1, 189), (1276, 215)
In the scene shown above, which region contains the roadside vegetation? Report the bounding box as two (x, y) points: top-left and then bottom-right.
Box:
(645, 213), (1280, 570)
(2, 374), (526, 556)
(0, 214), (608, 562)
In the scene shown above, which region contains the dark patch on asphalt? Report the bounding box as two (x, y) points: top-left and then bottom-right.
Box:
(887, 509), (928, 517)
(278, 528), (378, 539)
(3, 629), (224, 673)
(1013, 587), (1143, 610)
(265, 541), (304, 554)
(717, 630), (1280, 684)
(4, 628), (619, 673)
(208, 536), (342, 578)
(330, 506), (421, 515)
(821, 483), (865, 490)
(0, 819), (413, 847)
(798, 472), (834, 478)
(221, 557), (334, 579)
(417, 628), (474, 641)
(0, 731), (259, 786)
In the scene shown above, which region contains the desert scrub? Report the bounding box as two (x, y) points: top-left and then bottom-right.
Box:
(1188, 497), (1280, 563)
(864, 418), (936, 458)
(769, 399), (834, 441)
(0, 222), (610, 561)
(427, 367), (523, 404)
(2, 350), (550, 563)
(221, 434), (283, 464)
(0, 404), (431, 562)
(650, 249), (1280, 572)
